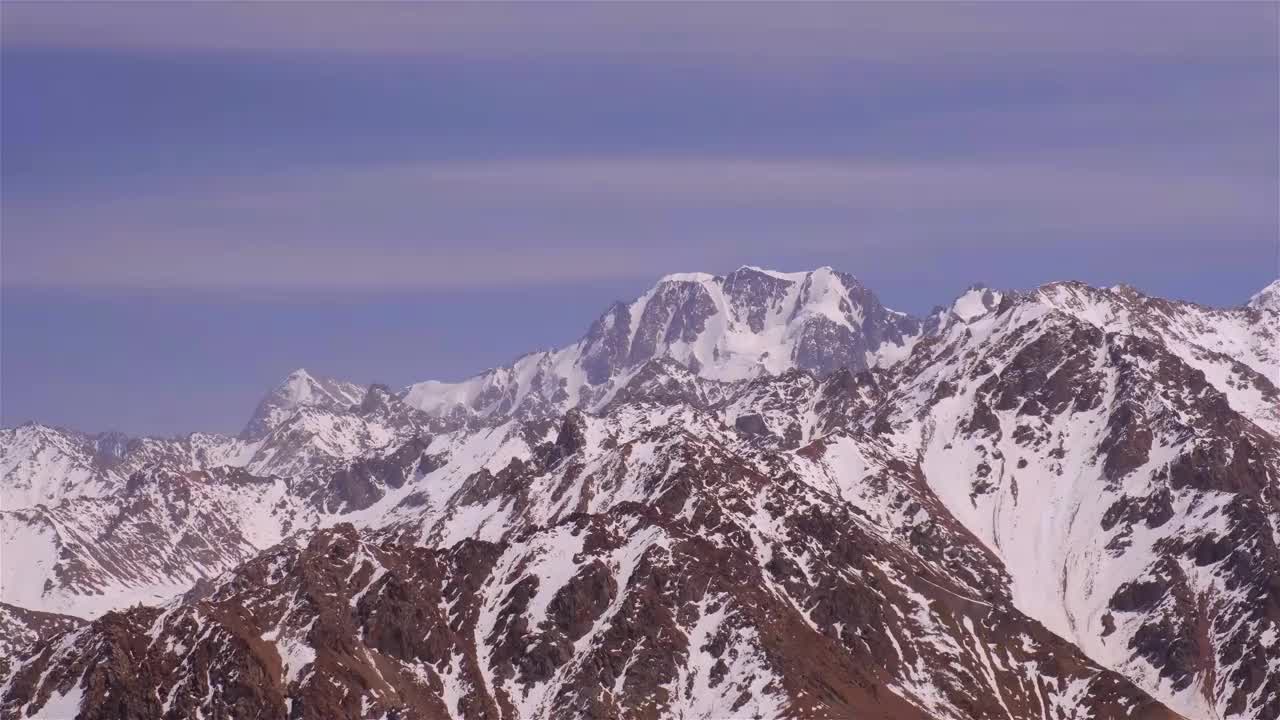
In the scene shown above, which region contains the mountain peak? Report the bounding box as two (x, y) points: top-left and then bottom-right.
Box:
(284, 366), (314, 381)
(1248, 278), (1280, 311)
(656, 271), (717, 284)
(278, 368), (319, 401)
(949, 285), (1003, 322)
(733, 265), (834, 282)
(402, 266), (919, 423)
(241, 369), (366, 439)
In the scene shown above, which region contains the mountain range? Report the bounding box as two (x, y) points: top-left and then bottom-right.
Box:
(2, 266), (1278, 720)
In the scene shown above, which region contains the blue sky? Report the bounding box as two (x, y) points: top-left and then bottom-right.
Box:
(2, 2), (1277, 436)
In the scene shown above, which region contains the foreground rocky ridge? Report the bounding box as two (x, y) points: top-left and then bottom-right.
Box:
(3, 509), (1175, 719)
(1, 268), (1277, 719)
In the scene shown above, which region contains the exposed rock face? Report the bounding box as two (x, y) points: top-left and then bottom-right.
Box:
(0, 603), (83, 680)
(2, 269), (1277, 719)
(2, 482), (1176, 720)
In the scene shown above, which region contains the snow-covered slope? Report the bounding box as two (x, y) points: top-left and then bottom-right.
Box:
(879, 284), (1280, 719)
(1248, 279), (1280, 312)
(1035, 281), (1280, 434)
(1, 467), (291, 619)
(0, 389), (448, 618)
(0, 424), (262, 513)
(0, 425), (123, 510)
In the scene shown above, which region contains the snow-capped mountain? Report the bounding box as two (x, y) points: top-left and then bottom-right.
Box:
(1, 268), (1276, 720)
(242, 368), (368, 440)
(401, 266), (919, 425)
(880, 282), (1280, 718)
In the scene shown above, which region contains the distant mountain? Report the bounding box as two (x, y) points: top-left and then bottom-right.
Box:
(1, 268), (1276, 719)
(242, 368), (367, 440)
(400, 267), (920, 425)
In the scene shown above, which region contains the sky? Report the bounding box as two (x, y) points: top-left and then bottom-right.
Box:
(2, 2), (1277, 436)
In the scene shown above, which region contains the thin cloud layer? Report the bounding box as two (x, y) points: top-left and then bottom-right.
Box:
(4, 2), (1275, 61)
(6, 155), (1272, 290)
(2, 2), (1276, 293)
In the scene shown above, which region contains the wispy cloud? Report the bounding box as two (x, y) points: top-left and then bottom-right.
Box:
(6, 155), (1272, 290)
(4, 2), (1274, 61)
(2, 2), (1275, 293)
